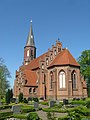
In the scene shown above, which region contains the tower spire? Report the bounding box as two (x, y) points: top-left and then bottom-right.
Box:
(24, 21), (36, 65)
(26, 20), (35, 47)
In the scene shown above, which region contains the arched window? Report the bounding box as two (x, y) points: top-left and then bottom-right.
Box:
(29, 88), (32, 93)
(46, 58), (49, 66)
(71, 71), (76, 89)
(50, 72), (53, 89)
(58, 47), (61, 52)
(54, 50), (57, 56)
(50, 54), (53, 61)
(33, 88), (36, 93)
(41, 63), (44, 69)
(27, 50), (29, 57)
(59, 71), (65, 88)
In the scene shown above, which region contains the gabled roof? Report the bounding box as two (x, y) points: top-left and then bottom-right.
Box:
(23, 69), (37, 87)
(48, 49), (80, 68)
(20, 48), (80, 71)
(24, 52), (48, 70)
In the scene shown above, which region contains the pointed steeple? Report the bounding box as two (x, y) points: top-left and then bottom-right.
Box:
(24, 21), (36, 65)
(26, 20), (35, 47)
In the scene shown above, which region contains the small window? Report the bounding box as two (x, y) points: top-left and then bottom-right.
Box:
(50, 54), (53, 61)
(58, 47), (61, 52)
(33, 88), (36, 93)
(27, 50), (29, 56)
(25, 80), (27, 84)
(46, 58), (49, 66)
(54, 50), (57, 56)
(29, 88), (32, 93)
(42, 64), (44, 69)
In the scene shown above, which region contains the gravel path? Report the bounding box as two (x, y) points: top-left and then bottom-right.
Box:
(36, 110), (68, 120)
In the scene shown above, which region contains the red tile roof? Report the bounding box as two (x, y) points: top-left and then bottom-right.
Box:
(23, 69), (37, 86)
(48, 49), (80, 68)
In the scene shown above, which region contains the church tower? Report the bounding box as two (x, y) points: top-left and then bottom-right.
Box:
(24, 21), (36, 65)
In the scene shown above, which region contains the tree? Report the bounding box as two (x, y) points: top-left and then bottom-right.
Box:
(78, 50), (90, 96)
(5, 89), (11, 104)
(0, 58), (11, 98)
(5, 89), (13, 104)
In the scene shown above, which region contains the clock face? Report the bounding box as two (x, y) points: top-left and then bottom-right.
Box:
(31, 35), (33, 39)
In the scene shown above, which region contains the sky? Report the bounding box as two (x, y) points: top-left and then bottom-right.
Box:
(0, 0), (89, 88)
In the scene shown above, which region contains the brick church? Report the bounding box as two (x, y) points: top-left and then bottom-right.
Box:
(13, 22), (87, 100)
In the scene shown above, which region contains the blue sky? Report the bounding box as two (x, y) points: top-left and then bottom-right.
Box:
(0, 0), (89, 88)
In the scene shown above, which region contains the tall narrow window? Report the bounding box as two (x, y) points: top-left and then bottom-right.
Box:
(59, 71), (65, 88)
(29, 88), (32, 93)
(50, 54), (53, 61)
(50, 72), (53, 89)
(27, 50), (29, 57)
(54, 50), (57, 56)
(46, 58), (49, 66)
(71, 71), (76, 89)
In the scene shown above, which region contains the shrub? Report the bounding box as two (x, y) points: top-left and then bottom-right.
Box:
(40, 101), (49, 106)
(27, 112), (39, 120)
(22, 106), (35, 113)
(33, 97), (39, 102)
(19, 92), (23, 102)
(70, 100), (86, 105)
(47, 112), (56, 120)
(0, 111), (13, 119)
(23, 98), (28, 103)
(86, 100), (90, 108)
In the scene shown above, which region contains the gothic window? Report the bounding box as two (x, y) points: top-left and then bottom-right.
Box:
(29, 88), (32, 93)
(50, 72), (53, 89)
(31, 50), (33, 60)
(58, 47), (61, 52)
(46, 58), (49, 66)
(41, 63), (44, 69)
(54, 50), (57, 56)
(33, 88), (36, 93)
(50, 54), (53, 61)
(27, 50), (29, 57)
(59, 71), (65, 88)
(71, 71), (77, 89)
(25, 80), (27, 84)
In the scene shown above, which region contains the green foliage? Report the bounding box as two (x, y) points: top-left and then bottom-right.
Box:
(23, 98), (28, 103)
(70, 100), (86, 105)
(0, 104), (12, 110)
(22, 105), (35, 113)
(27, 112), (39, 120)
(40, 101), (49, 106)
(86, 100), (90, 108)
(78, 50), (90, 96)
(19, 92), (23, 102)
(0, 111), (13, 119)
(5, 89), (11, 104)
(47, 112), (56, 120)
(5, 88), (13, 104)
(33, 97), (39, 102)
(0, 58), (11, 97)
(67, 111), (81, 120)
(13, 113), (27, 119)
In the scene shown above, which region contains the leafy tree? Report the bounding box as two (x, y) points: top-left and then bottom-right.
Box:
(19, 92), (23, 102)
(0, 58), (11, 98)
(78, 50), (90, 96)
